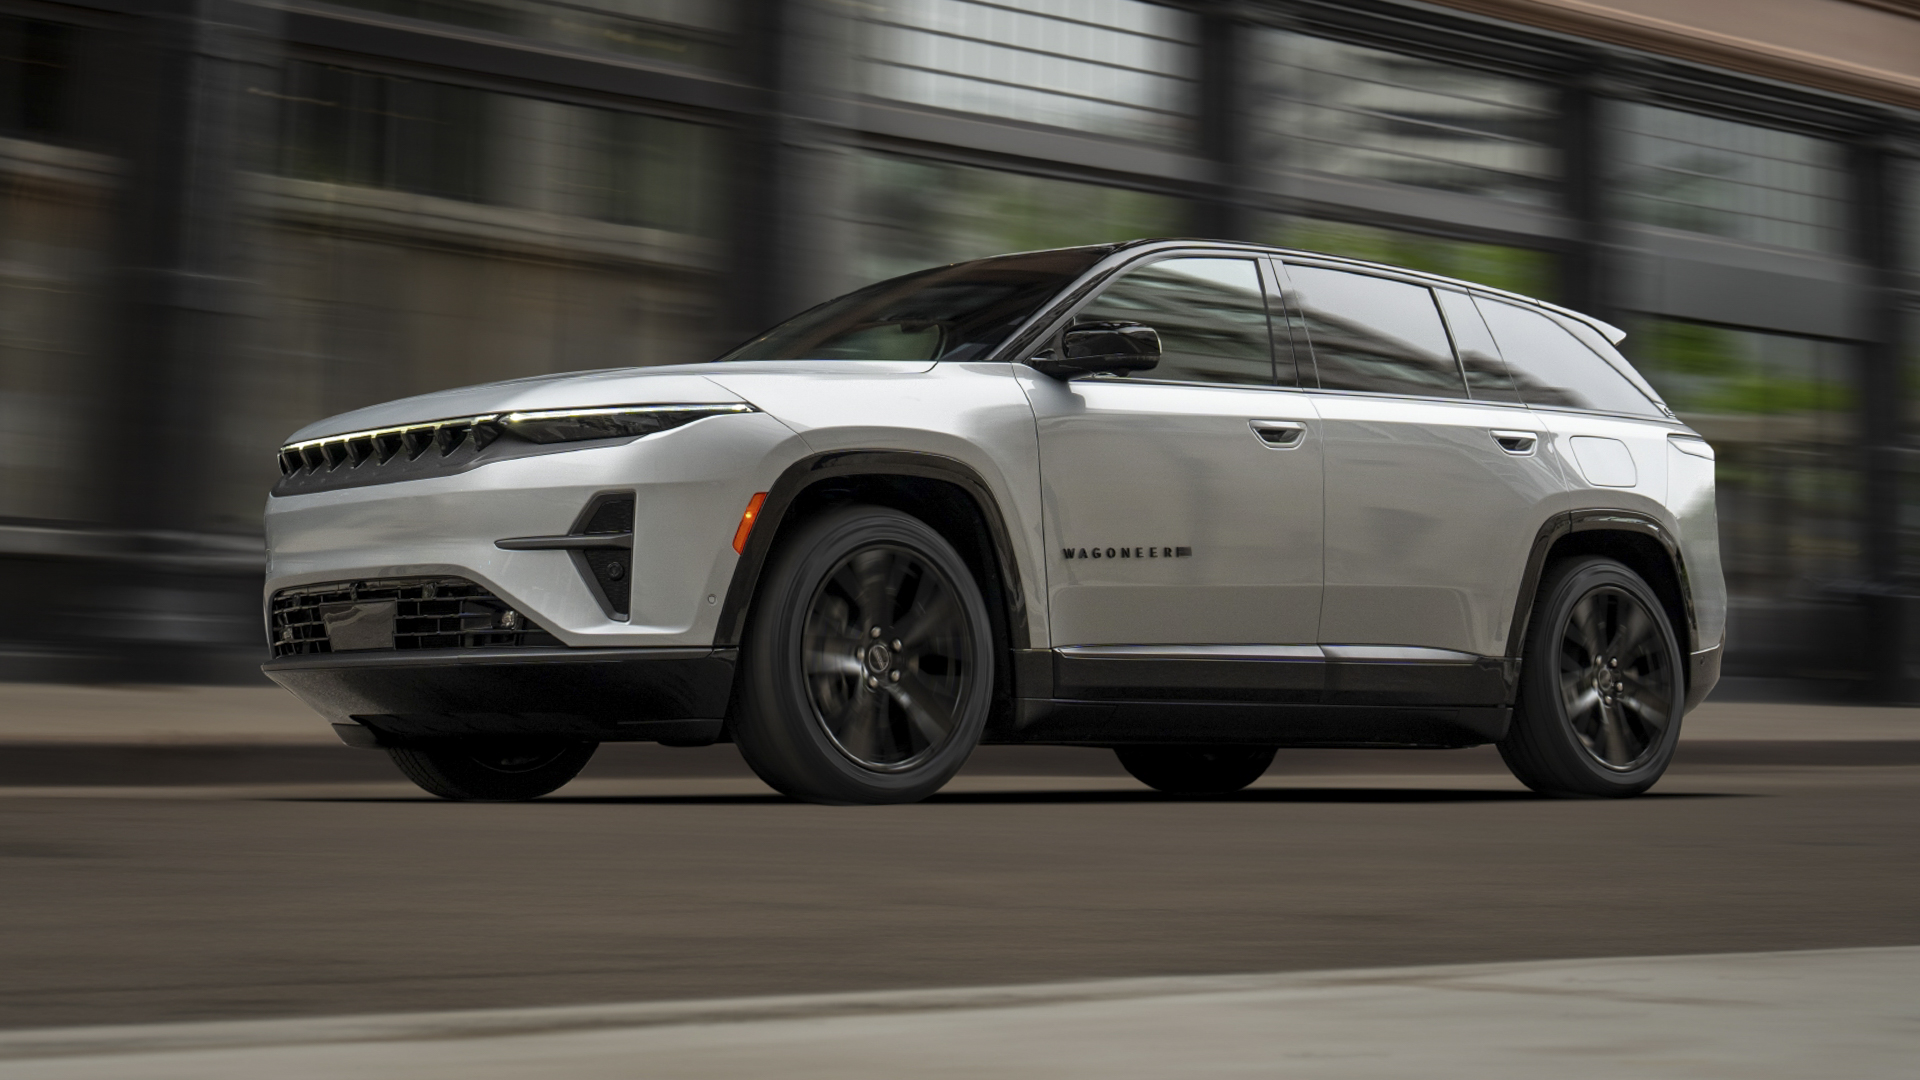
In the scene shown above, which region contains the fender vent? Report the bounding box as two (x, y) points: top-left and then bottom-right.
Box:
(573, 493), (636, 618)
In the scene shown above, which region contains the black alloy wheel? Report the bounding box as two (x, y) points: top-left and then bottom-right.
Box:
(1115, 745), (1276, 795)
(734, 504), (994, 804)
(1500, 556), (1685, 797)
(387, 737), (597, 801)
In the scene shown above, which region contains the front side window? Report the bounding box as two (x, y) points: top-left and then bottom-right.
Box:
(719, 249), (1104, 363)
(1284, 265), (1466, 398)
(1074, 257), (1275, 386)
(1475, 297), (1665, 417)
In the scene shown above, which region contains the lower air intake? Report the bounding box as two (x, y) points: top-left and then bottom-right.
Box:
(270, 577), (558, 658)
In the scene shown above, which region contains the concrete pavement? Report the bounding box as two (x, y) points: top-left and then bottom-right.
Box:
(0, 947), (1913, 1079)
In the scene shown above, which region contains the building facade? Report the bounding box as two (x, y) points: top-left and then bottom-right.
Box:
(0, 0), (1915, 692)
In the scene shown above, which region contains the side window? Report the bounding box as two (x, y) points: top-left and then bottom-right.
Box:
(1474, 297), (1665, 417)
(1434, 289), (1519, 403)
(1074, 257), (1274, 386)
(1284, 265), (1467, 399)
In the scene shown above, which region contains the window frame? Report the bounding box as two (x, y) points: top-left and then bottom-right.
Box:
(1051, 249), (1292, 392)
(1276, 257), (1476, 404)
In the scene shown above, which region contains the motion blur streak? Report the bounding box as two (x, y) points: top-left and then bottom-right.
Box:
(0, 0), (1913, 696)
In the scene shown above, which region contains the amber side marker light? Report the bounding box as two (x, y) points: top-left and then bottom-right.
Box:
(732, 492), (768, 554)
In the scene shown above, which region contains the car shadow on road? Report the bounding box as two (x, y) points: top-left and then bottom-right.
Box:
(286, 788), (1744, 806)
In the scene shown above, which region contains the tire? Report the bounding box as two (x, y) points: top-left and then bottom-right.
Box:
(1499, 556), (1686, 798)
(1115, 745), (1276, 795)
(733, 504), (994, 805)
(387, 738), (596, 801)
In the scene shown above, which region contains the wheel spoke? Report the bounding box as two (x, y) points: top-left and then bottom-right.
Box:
(1598, 701), (1631, 764)
(887, 671), (958, 749)
(894, 585), (958, 652)
(1564, 598), (1606, 662)
(1602, 601), (1654, 662)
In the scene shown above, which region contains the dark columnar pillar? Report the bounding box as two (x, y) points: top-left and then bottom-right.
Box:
(98, 0), (282, 681)
(1853, 134), (1910, 701)
(1194, 3), (1251, 242)
(1559, 60), (1614, 317)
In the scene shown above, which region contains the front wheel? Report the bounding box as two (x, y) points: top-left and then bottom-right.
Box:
(1116, 745), (1276, 795)
(387, 738), (596, 801)
(733, 504), (995, 805)
(1499, 556), (1685, 797)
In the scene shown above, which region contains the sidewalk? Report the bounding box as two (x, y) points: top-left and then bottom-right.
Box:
(1, 947), (1913, 1079)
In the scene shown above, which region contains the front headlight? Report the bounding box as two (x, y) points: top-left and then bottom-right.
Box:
(498, 403), (757, 444)
(278, 403), (757, 477)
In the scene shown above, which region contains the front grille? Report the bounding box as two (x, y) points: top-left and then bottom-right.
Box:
(270, 577), (559, 658)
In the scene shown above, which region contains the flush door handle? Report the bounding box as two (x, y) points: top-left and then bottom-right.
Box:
(1250, 419), (1308, 449)
(1491, 430), (1538, 455)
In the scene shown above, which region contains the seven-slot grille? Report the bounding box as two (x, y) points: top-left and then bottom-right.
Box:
(270, 577), (558, 658)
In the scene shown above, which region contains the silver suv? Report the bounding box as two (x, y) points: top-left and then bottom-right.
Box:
(263, 240), (1724, 804)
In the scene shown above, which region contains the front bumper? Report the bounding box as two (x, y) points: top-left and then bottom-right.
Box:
(263, 647), (735, 746)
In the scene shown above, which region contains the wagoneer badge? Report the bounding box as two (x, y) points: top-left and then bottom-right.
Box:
(1062, 546), (1191, 559)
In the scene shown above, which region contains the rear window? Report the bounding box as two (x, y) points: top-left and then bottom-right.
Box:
(1474, 297), (1666, 417)
(718, 250), (1103, 363)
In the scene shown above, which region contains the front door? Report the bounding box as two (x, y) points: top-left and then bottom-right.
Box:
(1023, 253), (1324, 649)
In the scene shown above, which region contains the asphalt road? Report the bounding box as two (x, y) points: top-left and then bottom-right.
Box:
(3, 746), (1918, 1032)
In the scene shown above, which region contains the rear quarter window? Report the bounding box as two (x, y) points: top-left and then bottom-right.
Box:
(1474, 297), (1666, 418)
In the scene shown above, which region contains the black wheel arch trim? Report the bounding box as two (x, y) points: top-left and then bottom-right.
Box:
(713, 450), (1031, 652)
(1505, 508), (1699, 661)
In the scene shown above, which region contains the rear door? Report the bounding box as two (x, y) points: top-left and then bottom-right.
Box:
(1281, 261), (1566, 663)
(1024, 253), (1324, 650)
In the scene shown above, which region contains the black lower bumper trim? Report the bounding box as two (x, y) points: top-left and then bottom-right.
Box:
(264, 647), (736, 743)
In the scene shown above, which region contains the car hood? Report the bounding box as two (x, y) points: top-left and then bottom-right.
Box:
(283, 360), (939, 443)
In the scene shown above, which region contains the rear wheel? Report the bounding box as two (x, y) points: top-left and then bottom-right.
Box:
(388, 738), (596, 801)
(1499, 556), (1685, 797)
(1115, 745), (1275, 795)
(733, 504), (994, 805)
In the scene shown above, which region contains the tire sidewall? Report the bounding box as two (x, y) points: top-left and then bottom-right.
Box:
(1518, 557), (1686, 794)
(737, 505), (994, 803)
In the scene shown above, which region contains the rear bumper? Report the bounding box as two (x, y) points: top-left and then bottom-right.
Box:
(263, 647), (735, 745)
(1685, 641), (1724, 714)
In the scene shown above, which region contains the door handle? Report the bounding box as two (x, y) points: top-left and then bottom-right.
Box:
(1250, 419), (1307, 449)
(1491, 430), (1539, 455)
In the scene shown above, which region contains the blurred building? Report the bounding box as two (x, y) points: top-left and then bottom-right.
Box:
(0, 0), (1914, 693)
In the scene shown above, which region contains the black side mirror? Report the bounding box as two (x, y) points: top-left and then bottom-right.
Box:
(1031, 322), (1161, 380)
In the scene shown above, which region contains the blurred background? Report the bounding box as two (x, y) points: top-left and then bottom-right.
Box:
(0, 0), (1913, 696)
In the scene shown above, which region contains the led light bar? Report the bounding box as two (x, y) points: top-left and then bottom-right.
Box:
(277, 403), (757, 475)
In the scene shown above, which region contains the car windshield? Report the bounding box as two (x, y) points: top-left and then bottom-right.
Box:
(716, 249), (1108, 363)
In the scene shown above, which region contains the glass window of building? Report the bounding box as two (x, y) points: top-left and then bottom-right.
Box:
(223, 66), (725, 532)
(1264, 216), (1556, 298)
(1613, 104), (1849, 255)
(858, 0), (1199, 146)
(271, 62), (719, 231)
(1250, 33), (1558, 203)
(0, 16), (113, 523)
(317, 0), (731, 69)
(1629, 320), (1858, 601)
(849, 152), (1184, 283)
